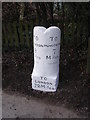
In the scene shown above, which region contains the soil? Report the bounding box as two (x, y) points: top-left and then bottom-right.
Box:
(2, 47), (88, 117)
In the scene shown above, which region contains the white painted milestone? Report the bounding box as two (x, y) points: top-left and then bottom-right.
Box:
(31, 26), (61, 92)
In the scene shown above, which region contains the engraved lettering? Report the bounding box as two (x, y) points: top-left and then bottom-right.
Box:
(50, 37), (54, 41)
(35, 36), (39, 41)
(46, 56), (51, 60)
